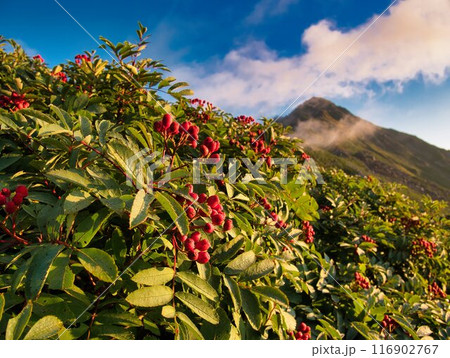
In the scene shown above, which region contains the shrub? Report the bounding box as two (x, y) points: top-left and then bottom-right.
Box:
(0, 26), (448, 340)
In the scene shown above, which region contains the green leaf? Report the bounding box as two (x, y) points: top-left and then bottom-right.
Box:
(240, 288), (262, 330)
(240, 259), (275, 281)
(177, 271), (219, 302)
(131, 267), (174, 286)
(351, 322), (380, 340)
(64, 189), (96, 214)
(126, 286), (173, 307)
(154, 192), (189, 235)
(24, 316), (64, 340)
(47, 251), (75, 290)
(318, 319), (342, 340)
(176, 312), (204, 340)
(96, 311), (142, 327)
(77, 248), (118, 282)
(129, 189), (152, 228)
(6, 302), (33, 340)
(161, 305), (176, 319)
(250, 286), (289, 307)
(25, 245), (64, 300)
(212, 236), (245, 263)
(224, 251), (256, 275)
(79, 115), (92, 137)
(0, 293), (4, 322)
(223, 275), (241, 311)
(46, 169), (91, 189)
(73, 93), (89, 111)
(73, 208), (112, 247)
(391, 314), (420, 339)
(38, 123), (69, 137)
(175, 292), (219, 325)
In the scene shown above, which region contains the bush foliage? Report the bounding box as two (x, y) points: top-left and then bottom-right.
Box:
(0, 26), (448, 340)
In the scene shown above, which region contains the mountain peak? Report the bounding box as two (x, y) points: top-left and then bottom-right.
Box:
(282, 97), (354, 128)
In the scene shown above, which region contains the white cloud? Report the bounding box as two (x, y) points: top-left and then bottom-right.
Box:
(245, 0), (299, 24)
(175, 0), (450, 116)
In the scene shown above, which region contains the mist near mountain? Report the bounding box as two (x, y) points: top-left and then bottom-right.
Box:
(293, 115), (378, 148)
(281, 97), (450, 201)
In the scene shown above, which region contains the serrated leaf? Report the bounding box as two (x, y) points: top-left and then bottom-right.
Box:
(318, 319), (342, 340)
(77, 248), (118, 282)
(96, 311), (142, 327)
(73, 208), (112, 247)
(129, 189), (152, 228)
(175, 292), (219, 325)
(250, 286), (289, 307)
(64, 189), (96, 214)
(6, 302), (33, 340)
(212, 236), (245, 263)
(46, 169), (91, 189)
(79, 116), (92, 137)
(224, 251), (256, 275)
(223, 275), (241, 311)
(24, 315), (64, 340)
(176, 312), (204, 340)
(417, 325), (433, 337)
(240, 288), (262, 330)
(38, 123), (69, 137)
(177, 271), (218, 302)
(240, 259), (275, 281)
(131, 267), (174, 286)
(126, 286), (173, 307)
(25, 245), (64, 300)
(154, 192), (189, 235)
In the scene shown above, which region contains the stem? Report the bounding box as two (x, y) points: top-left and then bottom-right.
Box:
(0, 221), (30, 245)
(171, 235), (179, 338)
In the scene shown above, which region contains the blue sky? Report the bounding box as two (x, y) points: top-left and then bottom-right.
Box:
(1, 0), (449, 149)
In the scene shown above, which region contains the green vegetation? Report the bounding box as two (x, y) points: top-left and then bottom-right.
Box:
(0, 27), (448, 340)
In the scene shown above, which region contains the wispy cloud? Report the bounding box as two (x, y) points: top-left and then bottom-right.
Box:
(175, 0), (450, 116)
(245, 0), (299, 24)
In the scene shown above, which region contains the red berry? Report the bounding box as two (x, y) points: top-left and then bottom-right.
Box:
(189, 140), (198, 149)
(199, 145), (209, 157)
(207, 195), (220, 209)
(195, 239), (210, 252)
(5, 201), (17, 214)
(181, 121), (192, 132)
(162, 114), (172, 129)
(0, 194), (6, 205)
(12, 194), (23, 205)
(184, 239), (196, 251)
(169, 121), (180, 135)
(198, 193), (207, 203)
(223, 219), (233, 231)
(212, 213), (225, 226)
(187, 249), (199, 261)
(190, 231), (201, 243)
(2, 188), (11, 197)
(210, 153), (220, 163)
(179, 235), (188, 243)
(197, 251), (210, 264)
(299, 322), (307, 332)
(203, 223), (215, 233)
(15, 185), (28, 197)
(186, 206), (196, 219)
(189, 192), (199, 201)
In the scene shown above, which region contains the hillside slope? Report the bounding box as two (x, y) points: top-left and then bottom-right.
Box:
(281, 97), (450, 201)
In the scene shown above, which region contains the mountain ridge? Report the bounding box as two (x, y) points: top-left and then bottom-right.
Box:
(281, 97), (450, 201)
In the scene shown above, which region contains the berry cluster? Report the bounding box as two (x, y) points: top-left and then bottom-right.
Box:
(52, 71), (68, 83)
(33, 54), (44, 63)
(411, 238), (437, 258)
(179, 231), (211, 264)
(229, 138), (246, 152)
(250, 137), (271, 156)
(270, 212), (287, 229)
(289, 322), (311, 340)
(0, 92), (30, 112)
(258, 196), (272, 210)
(0, 185), (29, 214)
(75, 54), (91, 65)
(235, 115), (255, 125)
(354, 272), (370, 289)
(199, 137), (220, 163)
(381, 315), (398, 332)
(302, 221), (315, 243)
(176, 186), (233, 264)
(154, 114), (199, 149)
(361, 235), (375, 244)
(190, 98), (215, 109)
(428, 282), (446, 298)
(301, 153), (310, 160)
